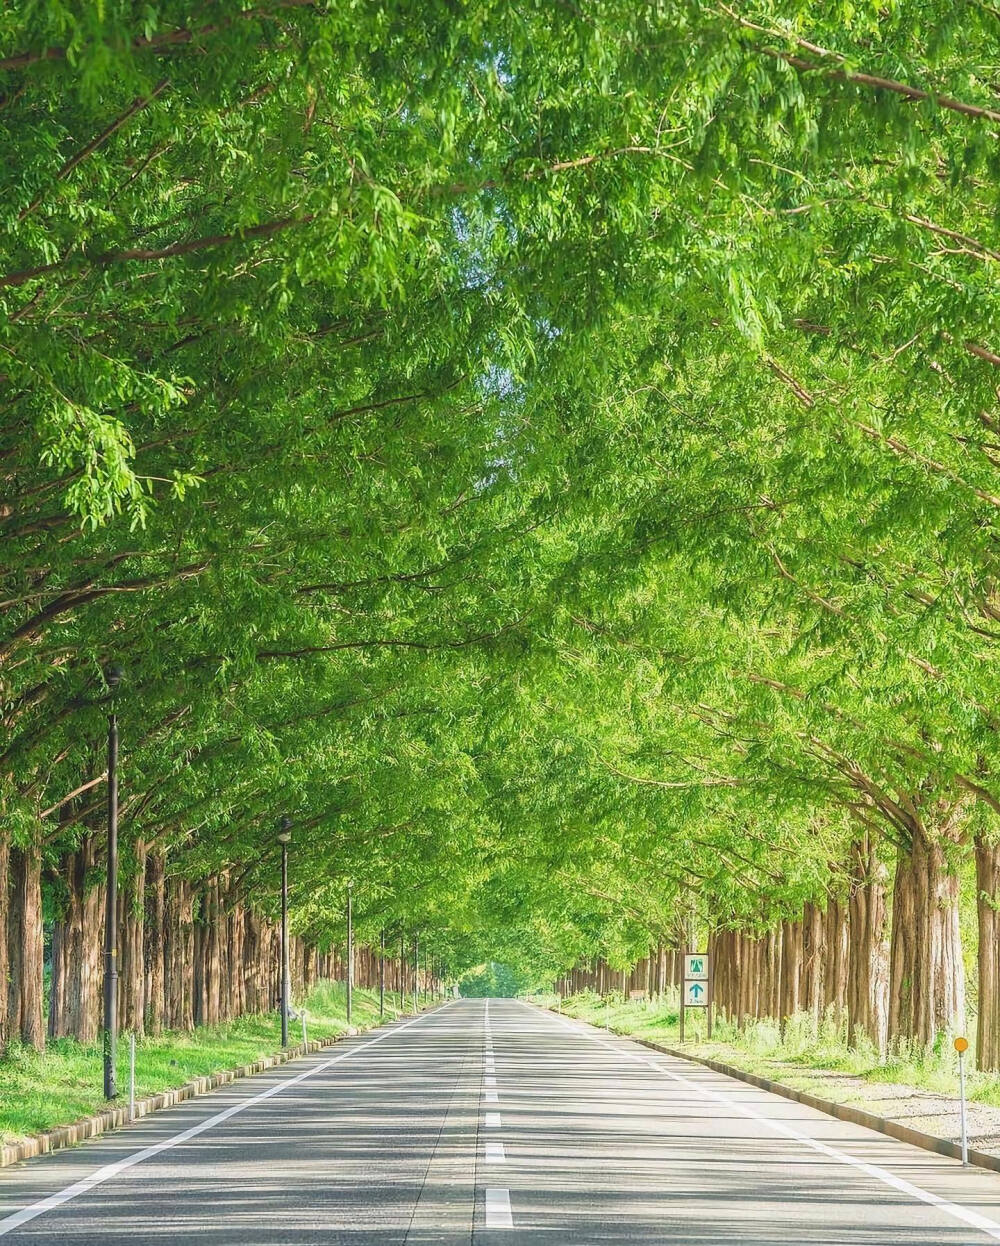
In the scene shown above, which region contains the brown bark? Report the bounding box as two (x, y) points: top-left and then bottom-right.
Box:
(193, 880), (221, 1027)
(144, 852), (166, 1035)
(0, 833), (8, 1049)
(765, 926), (782, 1020)
(847, 835), (889, 1051)
(823, 895), (848, 1023)
(164, 875), (194, 1030)
(8, 844), (45, 1049)
(888, 829), (964, 1049)
(48, 890), (68, 1041)
(118, 839), (147, 1035)
(50, 841), (102, 1040)
(976, 831), (1000, 1071)
(801, 901), (825, 1028)
(780, 919), (802, 1022)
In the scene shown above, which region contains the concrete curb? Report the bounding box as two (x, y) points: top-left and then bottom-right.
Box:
(547, 1007), (1000, 1177)
(0, 1017), (390, 1170)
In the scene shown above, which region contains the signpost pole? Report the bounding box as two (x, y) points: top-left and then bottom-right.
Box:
(707, 950), (713, 1040)
(679, 937), (686, 1044)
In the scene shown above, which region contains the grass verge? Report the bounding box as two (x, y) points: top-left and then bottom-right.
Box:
(538, 991), (1000, 1111)
(1, 982), (420, 1145)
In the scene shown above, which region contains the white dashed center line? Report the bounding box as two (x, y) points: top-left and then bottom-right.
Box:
(486, 1188), (513, 1229)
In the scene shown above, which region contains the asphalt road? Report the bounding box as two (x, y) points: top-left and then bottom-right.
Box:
(4, 998), (1000, 1243)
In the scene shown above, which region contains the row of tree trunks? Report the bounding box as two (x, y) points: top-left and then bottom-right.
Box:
(847, 834), (888, 1050)
(49, 837), (103, 1041)
(715, 904), (848, 1032)
(7, 841), (420, 1051)
(558, 949), (682, 998)
(605, 831), (965, 1060)
(888, 830), (964, 1049)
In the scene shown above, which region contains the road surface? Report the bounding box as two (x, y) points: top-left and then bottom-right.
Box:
(3, 999), (1000, 1242)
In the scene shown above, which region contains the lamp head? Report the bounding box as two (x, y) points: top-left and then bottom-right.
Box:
(277, 816), (292, 845)
(104, 662), (124, 690)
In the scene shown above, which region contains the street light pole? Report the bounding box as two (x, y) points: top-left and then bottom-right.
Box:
(102, 663), (123, 1100)
(413, 933), (419, 1012)
(277, 818), (292, 1046)
(346, 881), (353, 1026)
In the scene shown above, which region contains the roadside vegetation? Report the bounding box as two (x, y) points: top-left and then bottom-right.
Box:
(1, 983), (406, 1147)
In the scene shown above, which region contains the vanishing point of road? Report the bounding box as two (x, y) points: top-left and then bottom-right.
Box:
(3, 999), (1000, 1243)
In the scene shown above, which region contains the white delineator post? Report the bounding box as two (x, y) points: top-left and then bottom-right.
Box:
(128, 1033), (136, 1122)
(955, 1036), (970, 1165)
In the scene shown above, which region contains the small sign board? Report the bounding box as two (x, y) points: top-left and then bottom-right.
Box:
(684, 954), (708, 981)
(683, 980), (708, 1007)
(628, 989), (646, 1001)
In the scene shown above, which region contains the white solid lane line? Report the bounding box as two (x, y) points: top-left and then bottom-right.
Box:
(484, 1113), (502, 1129)
(485, 1142), (506, 1163)
(0, 1004), (453, 1240)
(543, 1006), (1000, 1245)
(485, 1187), (513, 1229)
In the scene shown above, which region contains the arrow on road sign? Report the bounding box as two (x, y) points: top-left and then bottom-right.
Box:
(689, 982), (704, 999)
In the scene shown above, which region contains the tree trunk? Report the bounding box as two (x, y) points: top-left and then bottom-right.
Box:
(976, 831), (1000, 1071)
(765, 926), (782, 1020)
(823, 895), (848, 1024)
(801, 901), (825, 1029)
(8, 844), (45, 1050)
(144, 852), (166, 1035)
(0, 833), (9, 1049)
(847, 835), (889, 1051)
(780, 919), (802, 1022)
(888, 830), (964, 1049)
(164, 875), (194, 1030)
(118, 838), (147, 1036)
(49, 884), (68, 1041)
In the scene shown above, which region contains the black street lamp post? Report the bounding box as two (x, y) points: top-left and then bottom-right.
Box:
(277, 818), (292, 1046)
(102, 662), (123, 1100)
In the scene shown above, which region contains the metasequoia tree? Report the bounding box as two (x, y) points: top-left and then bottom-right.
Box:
(7, 1), (1000, 1065)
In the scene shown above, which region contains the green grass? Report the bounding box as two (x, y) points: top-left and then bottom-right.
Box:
(538, 991), (1000, 1113)
(1, 982), (423, 1145)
